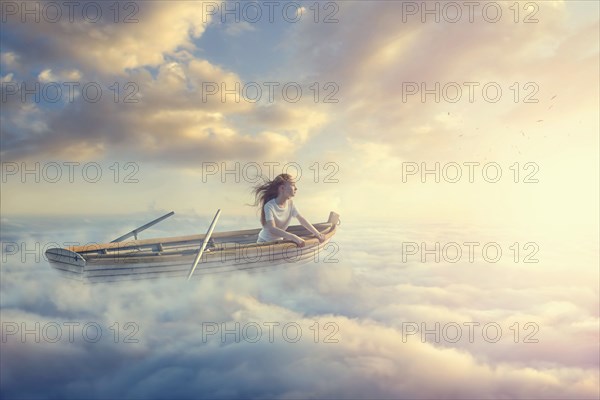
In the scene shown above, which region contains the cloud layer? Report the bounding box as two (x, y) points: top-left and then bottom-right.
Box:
(1, 216), (598, 399)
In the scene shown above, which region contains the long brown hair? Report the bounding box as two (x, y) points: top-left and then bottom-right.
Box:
(252, 173), (293, 226)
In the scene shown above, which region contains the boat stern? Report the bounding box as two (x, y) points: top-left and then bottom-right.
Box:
(327, 211), (340, 227)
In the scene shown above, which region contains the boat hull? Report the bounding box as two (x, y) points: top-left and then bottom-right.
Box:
(46, 212), (340, 283)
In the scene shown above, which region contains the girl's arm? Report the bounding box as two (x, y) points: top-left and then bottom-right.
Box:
(296, 214), (326, 242)
(264, 219), (305, 247)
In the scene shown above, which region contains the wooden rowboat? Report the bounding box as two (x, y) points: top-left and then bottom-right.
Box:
(45, 211), (341, 283)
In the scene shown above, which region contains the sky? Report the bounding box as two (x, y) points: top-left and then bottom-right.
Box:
(1, 1), (599, 399)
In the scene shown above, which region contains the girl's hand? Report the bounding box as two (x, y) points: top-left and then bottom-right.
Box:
(316, 233), (326, 243)
(294, 236), (306, 248)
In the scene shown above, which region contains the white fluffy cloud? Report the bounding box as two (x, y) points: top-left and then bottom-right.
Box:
(1, 1), (331, 166)
(0, 217), (598, 398)
(2, 1), (212, 75)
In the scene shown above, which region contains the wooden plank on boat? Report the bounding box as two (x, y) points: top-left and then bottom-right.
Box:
(70, 221), (336, 257)
(69, 221), (335, 254)
(83, 243), (326, 279)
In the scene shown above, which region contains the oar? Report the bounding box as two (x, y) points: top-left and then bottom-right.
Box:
(187, 209), (222, 281)
(111, 211), (175, 242)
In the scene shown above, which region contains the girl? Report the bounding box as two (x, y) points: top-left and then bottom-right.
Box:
(252, 174), (326, 246)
